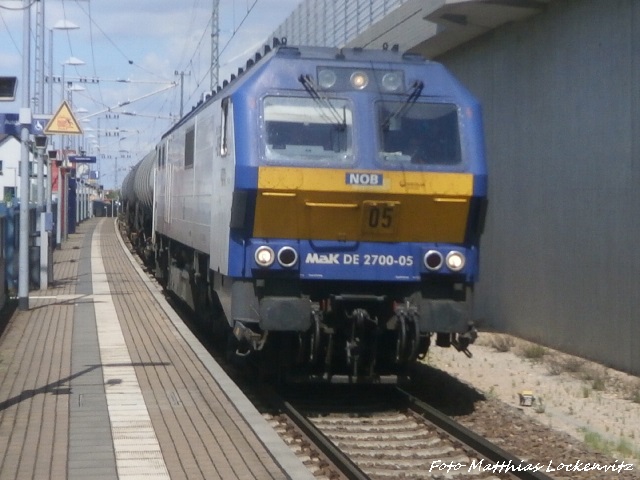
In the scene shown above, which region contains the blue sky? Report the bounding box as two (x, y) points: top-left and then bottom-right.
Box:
(0, 0), (301, 187)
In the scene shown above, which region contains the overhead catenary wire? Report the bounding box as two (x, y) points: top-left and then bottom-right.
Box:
(70, 0), (183, 164)
(73, 1), (172, 83)
(1, 0), (290, 186)
(0, 0), (38, 11)
(70, 0), (208, 136)
(0, 9), (20, 53)
(52, 1), (266, 131)
(84, 0), (105, 107)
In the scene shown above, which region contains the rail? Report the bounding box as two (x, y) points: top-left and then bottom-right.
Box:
(395, 387), (556, 480)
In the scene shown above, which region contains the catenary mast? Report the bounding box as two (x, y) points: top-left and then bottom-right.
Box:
(210, 0), (220, 91)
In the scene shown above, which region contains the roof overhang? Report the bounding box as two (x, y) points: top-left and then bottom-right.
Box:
(412, 0), (550, 58)
(348, 0), (549, 59)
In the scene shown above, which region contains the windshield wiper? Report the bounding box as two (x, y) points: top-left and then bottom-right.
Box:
(298, 74), (347, 130)
(381, 80), (424, 131)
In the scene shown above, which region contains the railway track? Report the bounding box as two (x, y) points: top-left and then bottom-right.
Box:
(263, 385), (557, 480)
(143, 279), (558, 480)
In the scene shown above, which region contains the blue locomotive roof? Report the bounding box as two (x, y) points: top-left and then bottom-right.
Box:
(274, 45), (428, 64)
(162, 44), (441, 138)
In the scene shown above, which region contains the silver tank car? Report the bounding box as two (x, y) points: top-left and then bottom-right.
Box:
(120, 162), (139, 206)
(133, 151), (155, 214)
(122, 151), (155, 258)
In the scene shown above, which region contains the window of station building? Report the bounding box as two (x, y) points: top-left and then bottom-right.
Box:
(4, 186), (15, 202)
(0, 160), (3, 175)
(184, 127), (195, 168)
(377, 101), (462, 166)
(263, 96), (353, 164)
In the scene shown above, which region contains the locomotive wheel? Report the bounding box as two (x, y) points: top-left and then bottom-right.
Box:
(407, 317), (420, 362)
(308, 312), (322, 365)
(395, 316), (407, 364)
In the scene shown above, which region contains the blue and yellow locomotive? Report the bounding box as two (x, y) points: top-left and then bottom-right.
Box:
(123, 40), (487, 381)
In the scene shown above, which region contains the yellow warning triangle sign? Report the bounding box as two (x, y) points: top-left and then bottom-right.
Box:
(44, 100), (83, 135)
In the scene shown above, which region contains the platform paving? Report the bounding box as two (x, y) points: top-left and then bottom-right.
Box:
(0, 217), (313, 480)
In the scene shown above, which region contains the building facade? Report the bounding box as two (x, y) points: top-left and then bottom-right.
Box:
(272, 0), (640, 375)
(0, 134), (39, 202)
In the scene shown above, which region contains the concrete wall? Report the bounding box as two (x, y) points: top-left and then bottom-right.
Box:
(432, 0), (640, 374)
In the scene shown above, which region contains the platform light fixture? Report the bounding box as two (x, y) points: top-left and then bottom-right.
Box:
(0, 76), (18, 101)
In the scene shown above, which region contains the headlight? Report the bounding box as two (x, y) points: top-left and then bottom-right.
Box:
(424, 250), (443, 271)
(381, 72), (402, 92)
(318, 69), (337, 89)
(255, 246), (275, 267)
(446, 251), (466, 272)
(277, 246), (298, 268)
(350, 71), (369, 90)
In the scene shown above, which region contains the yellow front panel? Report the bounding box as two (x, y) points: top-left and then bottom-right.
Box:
(254, 167), (474, 243)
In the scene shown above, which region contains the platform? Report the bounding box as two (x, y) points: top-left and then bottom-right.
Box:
(0, 217), (314, 480)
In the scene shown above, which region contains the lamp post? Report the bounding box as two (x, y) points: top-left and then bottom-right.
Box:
(34, 134), (48, 206)
(34, 134), (49, 289)
(48, 20), (80, 115)
(61, 56), (85, 103)
(67, 83), (85, 104)
(18, 0), (31, 310)
(59, 57), (84, 156)
(42, 21), (80, 288)
(57, 57), (84, 245)
(67, 85), (85, 154)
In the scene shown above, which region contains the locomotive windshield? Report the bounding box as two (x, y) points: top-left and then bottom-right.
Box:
(263, 96), (353, 163)
(378, 102), (462, 166)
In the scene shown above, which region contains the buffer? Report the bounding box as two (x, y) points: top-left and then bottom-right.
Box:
(44, 100), (83, 135)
